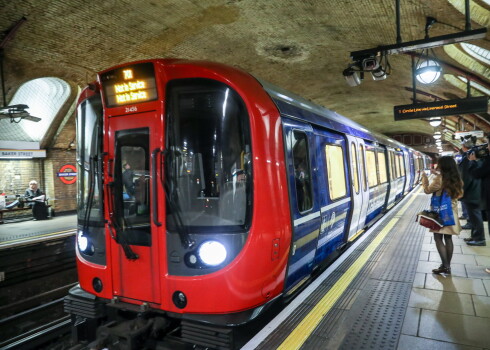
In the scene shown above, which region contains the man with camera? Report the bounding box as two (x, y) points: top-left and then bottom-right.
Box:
(459, 137), (485, 246)
(468, 137), (490, 248)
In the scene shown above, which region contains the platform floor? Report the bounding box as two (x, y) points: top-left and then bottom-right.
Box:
(0, 214), (76, 248)
(243, 188), (490, 350)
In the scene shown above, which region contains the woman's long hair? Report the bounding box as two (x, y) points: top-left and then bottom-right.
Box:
(437, 156), (463, 199)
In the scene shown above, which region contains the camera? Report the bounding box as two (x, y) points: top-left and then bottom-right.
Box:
(471, 143), (489, 159)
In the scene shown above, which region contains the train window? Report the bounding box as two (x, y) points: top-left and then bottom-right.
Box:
(399, 155), (406, 176)
(325, 144), (347, 200)
(292, 131), (313, 212)
(395, 154), (401, 178)
(366, 149), (378, 187)
(165, 79), (252, 231)
(114, 128), (151, 246)
(359, 144), (367, 191)
(76, 95), (106, 264)
(378, 151), (388, 184)
(350, 142), (359, 194)
(389, 151), (396, 180)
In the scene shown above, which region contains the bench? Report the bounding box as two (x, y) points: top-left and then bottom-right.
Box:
(0, 205), (52, 224)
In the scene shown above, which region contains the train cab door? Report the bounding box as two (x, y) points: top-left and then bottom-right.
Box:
(107, 113), (162, 304)
(345, 135), (369, 240)
(282, 119), (321, 295)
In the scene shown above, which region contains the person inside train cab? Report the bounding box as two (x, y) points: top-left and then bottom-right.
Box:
(421, 156), (463, 275)
(24, 180), (48, 220)
(458, 137), (484, 246)
(122, 162), (135, 199)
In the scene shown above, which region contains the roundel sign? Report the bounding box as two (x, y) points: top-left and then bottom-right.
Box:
(57, 164), (77, 184)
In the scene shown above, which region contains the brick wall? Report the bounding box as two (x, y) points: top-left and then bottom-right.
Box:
(45, 149), (77, 213)
(0, 159), (42, 196)
(0, 150), (77, 219)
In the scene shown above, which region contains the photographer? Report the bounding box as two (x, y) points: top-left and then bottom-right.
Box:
(458, 137), (485, 246)
(468, 138), (490, 247)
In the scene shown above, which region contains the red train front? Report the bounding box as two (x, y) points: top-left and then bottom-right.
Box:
(66, 59), (293, 347)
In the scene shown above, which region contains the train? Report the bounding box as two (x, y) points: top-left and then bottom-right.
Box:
(64, 59), (431, 349)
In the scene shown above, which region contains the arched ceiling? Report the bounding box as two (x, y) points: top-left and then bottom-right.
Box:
(1, 0), (489, 152)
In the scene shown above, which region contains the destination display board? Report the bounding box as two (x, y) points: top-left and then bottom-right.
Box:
(100, 62), (158, 108)
(394, 96), (488, 121)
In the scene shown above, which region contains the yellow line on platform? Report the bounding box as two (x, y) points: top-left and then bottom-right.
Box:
(0, 229), (75, 246)
(277, 192), (419, 350)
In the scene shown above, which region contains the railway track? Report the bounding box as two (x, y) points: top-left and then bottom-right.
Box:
(0, 298), (72, 350)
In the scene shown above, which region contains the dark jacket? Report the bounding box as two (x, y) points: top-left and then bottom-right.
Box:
(469, 157), (490, 209)
(458, 156), (481, 205)
(25, 188), (42, 199)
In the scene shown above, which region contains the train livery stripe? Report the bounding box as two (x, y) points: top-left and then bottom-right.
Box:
(294, 229), (320, 250)
(320, 197), (351, 213)
(293, 211), (320, 227)
(293, 197), (351, 227)
(276, 193), (418, 350)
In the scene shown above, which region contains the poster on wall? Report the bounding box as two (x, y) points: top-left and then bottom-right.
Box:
(57, 164), (77, 184)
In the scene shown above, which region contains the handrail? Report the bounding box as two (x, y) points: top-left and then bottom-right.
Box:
(151, 148), (162, 227)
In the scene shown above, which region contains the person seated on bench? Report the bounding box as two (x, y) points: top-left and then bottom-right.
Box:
(25, 180), (48, 220)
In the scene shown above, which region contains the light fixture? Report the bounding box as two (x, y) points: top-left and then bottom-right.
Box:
(433, 132), (441, 140)
(429, 117), (442, 127)
(412, 17), (443, 85)
(415, 59), (442, 84)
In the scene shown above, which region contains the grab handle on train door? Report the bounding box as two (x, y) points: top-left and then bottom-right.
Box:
(151, 148), (162, 227)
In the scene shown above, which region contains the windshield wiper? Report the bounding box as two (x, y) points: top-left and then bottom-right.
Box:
(106, 156), (138, 260)
(163, 148), (194, 249)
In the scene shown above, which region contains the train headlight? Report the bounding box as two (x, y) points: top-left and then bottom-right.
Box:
(198, 241), (227, 266)
(77, 231), (94, 254)
(78, 231), (88, 251)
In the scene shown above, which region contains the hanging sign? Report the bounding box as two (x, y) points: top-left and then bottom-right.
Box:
(454, 131), (485, 139)
(57, 164), (77, 184)
(394, 96), (488, 121)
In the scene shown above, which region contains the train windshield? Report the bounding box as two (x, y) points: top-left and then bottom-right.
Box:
(76, 94), (105, 263)
(165, 79), (252, 232)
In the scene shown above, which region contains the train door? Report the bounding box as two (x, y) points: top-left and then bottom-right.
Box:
(345, 135), (369, 240)
(403, 149), (412, 193)
(107, 113), (162, 304)
(282, 119), (321, 295)
(386, 147), (397, 209)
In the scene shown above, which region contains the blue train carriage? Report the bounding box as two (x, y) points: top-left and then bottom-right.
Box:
(258, 80), (420, 295)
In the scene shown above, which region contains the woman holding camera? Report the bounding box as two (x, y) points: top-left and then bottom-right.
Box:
(421, 156), (463, 275)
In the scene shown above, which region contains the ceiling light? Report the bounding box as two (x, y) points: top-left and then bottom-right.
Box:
(429, 117), (442, 127)
(433, 132), (441, 139)
(415, 59), (442, 84)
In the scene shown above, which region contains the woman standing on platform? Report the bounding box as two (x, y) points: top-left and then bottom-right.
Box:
(421, 156), (464, 275)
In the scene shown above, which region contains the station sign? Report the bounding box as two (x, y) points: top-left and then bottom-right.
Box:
(394, 96), (488, 121)
(100, 62), (158, 108)
(57, 164), (77, 184)
(0, 149), (46, 159)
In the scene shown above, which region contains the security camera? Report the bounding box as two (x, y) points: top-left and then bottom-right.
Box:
(362, 57), (379, 71)
(371, 66), (387, 81)
(343, 68), (361, 87)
